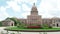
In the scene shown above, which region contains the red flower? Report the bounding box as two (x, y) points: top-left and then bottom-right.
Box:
(27, 26), (42, 28)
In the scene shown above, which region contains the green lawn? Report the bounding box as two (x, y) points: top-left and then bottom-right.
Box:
(5, 26), (60, 32)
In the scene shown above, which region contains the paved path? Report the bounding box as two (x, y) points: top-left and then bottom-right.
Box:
(0, 27), (6, 34)
(0, 27), (6, 29)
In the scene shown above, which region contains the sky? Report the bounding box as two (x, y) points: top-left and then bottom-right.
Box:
(0, 0), (60, 21)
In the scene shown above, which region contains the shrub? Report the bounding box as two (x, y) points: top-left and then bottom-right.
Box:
(17, 23), (20, 28)
(42, 24), (52, 29)
(42, 24), (49, 28)
(49, 25), (52, 28)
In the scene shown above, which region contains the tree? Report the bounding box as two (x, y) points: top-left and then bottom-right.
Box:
(6, 17), (24, 27)
(6, 17), (17, 26)
(8, 17), (18, 26)
(6, 17), (22, 26)
(0, 21), (2, 26)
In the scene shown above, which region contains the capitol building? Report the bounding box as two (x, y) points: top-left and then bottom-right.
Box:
(17, 3), (60, 27)
(2, 3), (60, 27)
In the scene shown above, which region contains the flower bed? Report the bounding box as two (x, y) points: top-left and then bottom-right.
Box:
(27, 26), (42, 29)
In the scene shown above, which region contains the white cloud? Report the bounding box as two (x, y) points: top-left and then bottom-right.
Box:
(21, 4), (30, 19)
(21, 12), (30, 18)
(25, 0), (37, 4)
(0, 6), (10, 21)
(37, 0), (60, 18)
(38, 8), (53, 18)
(6, 0), (37, 12)
(48, 9), (60, 16)
(6, 0), (60, 18)
(38, 0), (55, 10)
(57, 0), (60, 9)
(6, 0), (37, 19)
(14, 0), (37, 4)
(0, 6), (9, 17)
(14, 0), (22, 4)
(22, 4), (31, 12)
(6, 1), (21, 12)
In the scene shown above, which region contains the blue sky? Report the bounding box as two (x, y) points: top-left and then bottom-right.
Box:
(0, 0), (60, 21)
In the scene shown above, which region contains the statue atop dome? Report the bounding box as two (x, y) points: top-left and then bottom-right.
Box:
(33, 3), (35, 6)
(32, 3), (36, 8)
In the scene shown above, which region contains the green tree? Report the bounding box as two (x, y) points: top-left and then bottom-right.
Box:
(0, 21), (2, 26)
(6, 17), (22, 26)
(17, 20), (22, 27)
(6, 17), (25, 27)
(8, 17), (18, 26)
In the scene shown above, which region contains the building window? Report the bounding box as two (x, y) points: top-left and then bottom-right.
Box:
(53, 24), (55, 26)
(57, 23), (58, 27)
(58, 20), (60, 22)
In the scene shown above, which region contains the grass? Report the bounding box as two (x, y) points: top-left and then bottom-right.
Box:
(5, 26), (60, 31)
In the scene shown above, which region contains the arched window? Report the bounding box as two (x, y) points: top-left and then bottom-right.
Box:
(57, 23), (58, 27)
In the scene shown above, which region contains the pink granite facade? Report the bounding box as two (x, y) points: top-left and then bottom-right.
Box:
(19, 3), (42, 25)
